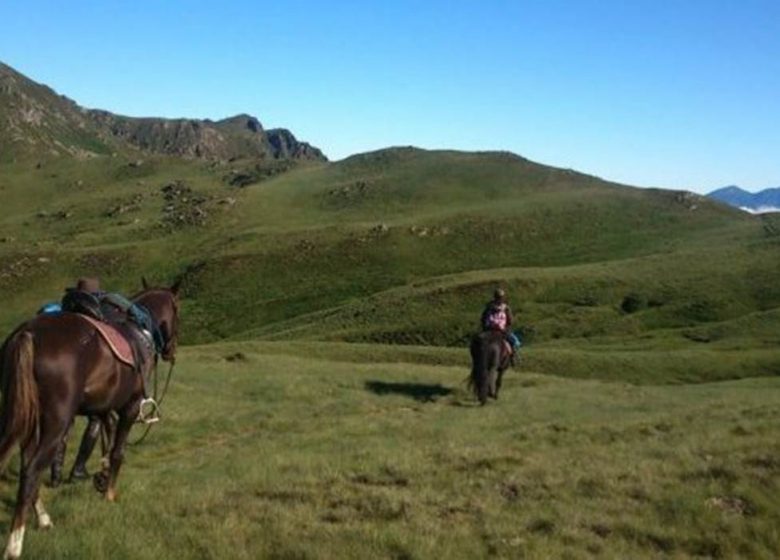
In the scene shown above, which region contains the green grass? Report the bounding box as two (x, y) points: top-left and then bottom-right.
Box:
(2, 344), (778, 559)
(1, 146), (780, 557)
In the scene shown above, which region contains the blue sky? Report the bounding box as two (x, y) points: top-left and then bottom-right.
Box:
(1, 0), (778, 192)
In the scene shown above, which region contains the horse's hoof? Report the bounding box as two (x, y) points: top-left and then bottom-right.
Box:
(93, 472), (109, 494)
(106, 488), (118, 502)
(69, 468), (90, 483)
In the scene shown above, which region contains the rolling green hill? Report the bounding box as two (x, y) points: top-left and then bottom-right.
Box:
(1, 61), (779, 386)
(0, 143), (777, 384)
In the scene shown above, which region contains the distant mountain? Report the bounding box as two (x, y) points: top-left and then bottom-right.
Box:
(0, 61), (325, 163)
(707, 186), (780, 214)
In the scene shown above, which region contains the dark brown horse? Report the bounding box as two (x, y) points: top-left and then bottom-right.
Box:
(51, 279), (181, 485)
(469, 330), (512, 405)
(0, 280), (180, 559)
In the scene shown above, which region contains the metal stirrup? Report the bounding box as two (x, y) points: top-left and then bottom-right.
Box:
(137, 398), (160, 424)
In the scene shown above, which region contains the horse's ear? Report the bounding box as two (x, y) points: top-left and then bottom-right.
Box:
(171, 277), (182, 295)
(141, 277), (150, 290)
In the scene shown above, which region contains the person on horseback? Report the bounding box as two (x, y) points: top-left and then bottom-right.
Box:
(481, 288), (521, 354)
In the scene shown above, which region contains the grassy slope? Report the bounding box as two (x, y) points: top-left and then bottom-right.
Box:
(0, 148), (778, 384)
(5, 345), (778, 559)
(1, 149), (779, 558)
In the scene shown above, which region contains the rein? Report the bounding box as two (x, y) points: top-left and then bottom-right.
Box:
(129, 358), (176, 445)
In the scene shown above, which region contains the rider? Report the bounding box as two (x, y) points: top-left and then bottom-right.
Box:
(481, 288), (521, 354)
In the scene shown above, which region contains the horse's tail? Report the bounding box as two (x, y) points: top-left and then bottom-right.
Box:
(0, 330), (39, 466)
(470, 334), (491, 405)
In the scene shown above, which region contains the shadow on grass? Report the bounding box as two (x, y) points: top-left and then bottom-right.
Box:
(365, 380), (453, 402)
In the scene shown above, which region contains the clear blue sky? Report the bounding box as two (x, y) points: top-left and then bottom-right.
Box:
(1, 0), (778, 192)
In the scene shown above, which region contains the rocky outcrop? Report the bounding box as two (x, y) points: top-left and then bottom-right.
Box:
(267, 128), (325, 160)
(0, 61), (327, 163)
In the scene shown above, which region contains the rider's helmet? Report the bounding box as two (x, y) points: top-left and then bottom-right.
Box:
(493, 288), (506, 302)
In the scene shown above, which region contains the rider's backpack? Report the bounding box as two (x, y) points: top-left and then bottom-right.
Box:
(484, 303), (508, 331)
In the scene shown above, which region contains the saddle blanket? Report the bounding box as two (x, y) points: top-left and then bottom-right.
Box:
(78, 314), (135, 367)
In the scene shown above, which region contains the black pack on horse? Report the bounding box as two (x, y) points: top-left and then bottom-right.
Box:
(469, 330), (512, 405)
(0, 279), (180, 559)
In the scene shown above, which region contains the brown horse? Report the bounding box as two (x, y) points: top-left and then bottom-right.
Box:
(469, 330), (512, 405)
(51, 279), (181, 485)
(0, 280), (180, 559)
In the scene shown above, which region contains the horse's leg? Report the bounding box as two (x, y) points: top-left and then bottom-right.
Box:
(494, 367), (506, 400)
(488, 367), (498, 399)
(102, 402), (139, 502)
(4, 425), (65, 559)
(50, 419), (73, 487)
(32, 488), (52, 530)
(69, 416), (102, 481)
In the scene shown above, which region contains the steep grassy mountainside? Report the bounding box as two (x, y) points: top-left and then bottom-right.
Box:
(0, 145), (777, 383)
(0, 62), (324, 163)
(0, 62), (115, 160)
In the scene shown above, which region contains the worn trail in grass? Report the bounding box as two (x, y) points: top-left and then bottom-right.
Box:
(2, 344), (777, 559)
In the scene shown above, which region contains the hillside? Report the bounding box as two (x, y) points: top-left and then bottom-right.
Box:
(0, 62), (324, 163)
(0, 142), (777, 383)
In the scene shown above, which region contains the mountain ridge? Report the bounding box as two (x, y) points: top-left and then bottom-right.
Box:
(707, 185), (780, 214)
(0, 61), (325, 163)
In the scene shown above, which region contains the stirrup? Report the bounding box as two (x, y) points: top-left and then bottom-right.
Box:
(137, 398), (160, 424)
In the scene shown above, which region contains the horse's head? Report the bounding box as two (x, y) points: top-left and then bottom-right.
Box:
(134, 277), (182, 363)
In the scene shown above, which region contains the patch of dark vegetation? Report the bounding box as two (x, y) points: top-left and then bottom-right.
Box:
(684, 537), (723, 559)
(589, 523), (612, 538)
(364, 380), (453, 402)
(225, 160), (297, 187)
(575, 477), (606, 498)
(620, 292), (645, 314)
(626, 486), (651, 502)
(322, 179), (378, 210)
(386, 543), (415, 560)
(456, 455), (525, 473)
(731, 425), (751, 436)
(743, 454), (780, 471)
(254, 489), (314, 504)
(681, 465), (739, 484)
(351, 467), (409, 488)
(36, 208), (73, 221)
(654, 421), (674, 433)
(438, 503), (479, 519)
(224, 352), (248, 362)
(682, 329), (714, 343)
(572, 293), (599, 307)
(527, 518), (556, 535)
(615, 524), (675, 553)
(324, 495), (410, 523)
(499, 482), (520, 501)
(675, 297), (722, 323)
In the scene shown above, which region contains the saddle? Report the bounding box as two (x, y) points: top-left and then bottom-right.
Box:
(61, 290), (154, 371)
